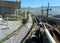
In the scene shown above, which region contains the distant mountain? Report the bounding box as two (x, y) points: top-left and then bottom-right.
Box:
(22, 7), (41, 12)
(22, 6), (60, 15)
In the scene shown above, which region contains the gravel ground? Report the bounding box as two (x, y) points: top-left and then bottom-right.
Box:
(4, 23), (32, 43)
(0, 21), (22, 40)
(4, 13), (33, 43)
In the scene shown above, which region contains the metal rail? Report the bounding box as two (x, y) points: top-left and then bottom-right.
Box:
(43, 23), (56, 43)
(44, 29), (56, 43)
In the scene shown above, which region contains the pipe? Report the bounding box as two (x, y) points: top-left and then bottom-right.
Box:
(44, 29), (56, 43)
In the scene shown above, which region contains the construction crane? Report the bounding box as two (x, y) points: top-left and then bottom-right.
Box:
(46, 3), (52, 18)
(41, 3), (52, 22)
(41, 5), (43, 17)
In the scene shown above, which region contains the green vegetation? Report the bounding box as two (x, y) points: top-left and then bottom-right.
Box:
(22, 11), (29, 24)
(22, 19), (27, 24)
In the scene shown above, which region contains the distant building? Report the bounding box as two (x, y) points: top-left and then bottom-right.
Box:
(0, 1), (21, 17)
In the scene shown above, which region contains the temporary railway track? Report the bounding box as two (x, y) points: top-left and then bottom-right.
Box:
(45, 23), (60, 43)
(22, 17), (60, 43)
(23, 24), (60, 43)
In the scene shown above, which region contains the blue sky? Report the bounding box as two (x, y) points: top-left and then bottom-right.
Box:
(8, 0), (60, 8)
